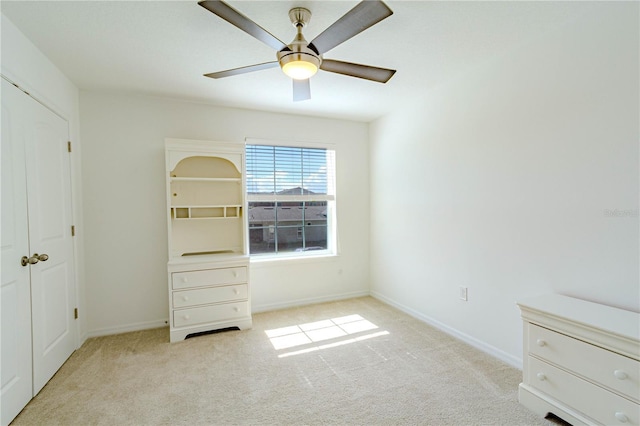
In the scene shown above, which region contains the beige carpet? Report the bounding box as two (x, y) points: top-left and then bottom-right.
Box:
(13, 297), (559, 425)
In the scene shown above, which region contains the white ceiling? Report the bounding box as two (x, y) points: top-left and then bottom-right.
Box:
(1, 1), (594, 122)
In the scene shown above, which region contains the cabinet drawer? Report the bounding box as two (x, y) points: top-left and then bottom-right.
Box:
(172, 284), (248, 308)
(529, 323), (639, 402)
(173, 301), (249, 328)
(172, 267), (247, 290)
(527, 356), (640, 425)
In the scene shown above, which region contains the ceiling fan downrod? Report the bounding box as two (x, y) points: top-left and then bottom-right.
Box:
(277, 8), (321, 80)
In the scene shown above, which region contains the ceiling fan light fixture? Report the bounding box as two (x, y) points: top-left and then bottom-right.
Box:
(282, 60), (318, 80)
(278, 50), (321, 80)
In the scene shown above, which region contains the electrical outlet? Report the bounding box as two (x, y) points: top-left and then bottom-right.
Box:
(459, 286), (468, 301)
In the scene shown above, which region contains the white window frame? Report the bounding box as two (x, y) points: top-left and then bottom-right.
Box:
(245, 138), (337, 260)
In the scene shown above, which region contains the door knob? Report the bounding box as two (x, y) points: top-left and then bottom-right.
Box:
(20, 253), (49, 266)
(35, 253), (49, 262)
(21, 255), (39, 266)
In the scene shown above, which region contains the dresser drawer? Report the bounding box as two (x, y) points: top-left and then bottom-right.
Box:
(172, 284), (248, 308)
(173, 301), (249, 328)
(527, 356), (640, 425)
(529, 323), (639, 402)
(172, 266), (247, 290)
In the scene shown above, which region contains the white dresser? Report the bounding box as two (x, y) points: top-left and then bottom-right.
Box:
(168, 254), (251, 342)
(517, 294), (640, 426)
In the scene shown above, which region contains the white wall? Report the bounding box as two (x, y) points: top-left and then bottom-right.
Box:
(79, 93), (370, 336)
(369, 2), (639, 367)
(1, 14), (87, 343)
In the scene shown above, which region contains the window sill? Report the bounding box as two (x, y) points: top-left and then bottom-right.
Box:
(249, 252), (339, 268)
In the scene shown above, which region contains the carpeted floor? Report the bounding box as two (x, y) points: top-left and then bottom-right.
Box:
(13, 297), (559, 425)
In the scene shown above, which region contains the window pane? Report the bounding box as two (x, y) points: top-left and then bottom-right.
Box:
(303, 202), (327, 250)
(276, 201), (303, 253)
(248, 202), (275, 224)
(276, 202), (303, 225)
(276, 226), (303, 253)
(248, 202), (274, 254)
(249, 226), (276, 255)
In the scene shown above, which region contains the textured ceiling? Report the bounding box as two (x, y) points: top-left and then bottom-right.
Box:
(1, 1), (595, 122)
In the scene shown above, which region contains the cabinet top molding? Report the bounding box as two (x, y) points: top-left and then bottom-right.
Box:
(517, 294), (640, 360)
(165, 138), (244, 173)
(165, 138), (244, 151)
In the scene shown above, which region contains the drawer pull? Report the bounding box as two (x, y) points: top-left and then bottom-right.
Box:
(184, 314), (190, 320)
(233, 307), (240, 312)
(233, 271), (238, 278)
(615, 412), (628, 423)
(614, 370), (628, 380)
(182, 296), (189, 302)
(536, 339), (546, 347)
(181, 277), (188, 283)
(536, 373), (546, 381)
(233, 289), (240, 295)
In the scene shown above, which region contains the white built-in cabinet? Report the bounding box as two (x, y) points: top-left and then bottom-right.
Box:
(517, 294), (640, 426)
(165, 139), (251, 342)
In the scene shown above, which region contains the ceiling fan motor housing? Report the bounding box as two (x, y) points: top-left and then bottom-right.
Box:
(277, 8), (322, 77)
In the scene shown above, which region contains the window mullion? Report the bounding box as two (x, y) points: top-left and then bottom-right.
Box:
(274, 201), (278, 254)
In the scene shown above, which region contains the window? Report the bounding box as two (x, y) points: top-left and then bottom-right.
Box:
(246, 143), (336, 257)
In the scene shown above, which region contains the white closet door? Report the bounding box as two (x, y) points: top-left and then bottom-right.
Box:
(0, 79), (77, 424)
(1, 80), (33, 426)
(21, 85), (77, 395)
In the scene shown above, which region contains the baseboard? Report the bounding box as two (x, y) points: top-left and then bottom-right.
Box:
(85, 319), (169, 339)
(370, 291), (523, 369)
(252, 290), (370, 314)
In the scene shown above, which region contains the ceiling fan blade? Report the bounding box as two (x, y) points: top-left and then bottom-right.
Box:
(320, 59), (396, 83)
(292, 79), (311, 102)
(308, 0), (393, 55)
(198, 0), (288, 51)
(204, 61), (279, 79)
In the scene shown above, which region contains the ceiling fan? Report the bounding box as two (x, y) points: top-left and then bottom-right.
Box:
(198, 0), (397, 101)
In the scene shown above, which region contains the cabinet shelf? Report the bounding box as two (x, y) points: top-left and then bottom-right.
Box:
(171, 205), (242, 220)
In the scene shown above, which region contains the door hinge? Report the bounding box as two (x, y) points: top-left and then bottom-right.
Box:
(74, 308), (78, 319)
(67, 141), (72, 152)
(71, 225), (76, 236)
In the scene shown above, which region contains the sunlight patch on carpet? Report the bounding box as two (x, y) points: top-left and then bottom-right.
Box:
(265, 314), (389, 357)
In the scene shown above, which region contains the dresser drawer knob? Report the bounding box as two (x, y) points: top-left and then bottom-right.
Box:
(182, 296), (189, 302)
(183, 315), (190, 320)
(615, 412), (628, 423)
(536, 373), (546, 381)
(233, 271), (238, 278)
(233, 289), (240, 295)
(181, 277), (188, 283)
(233, 307), (240, 312)
(536, 339), (546, 347)
(614, 370), (628, 380)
